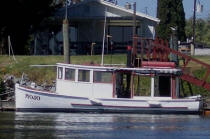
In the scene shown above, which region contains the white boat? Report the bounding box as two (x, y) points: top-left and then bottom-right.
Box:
(15, 62), (203, 114)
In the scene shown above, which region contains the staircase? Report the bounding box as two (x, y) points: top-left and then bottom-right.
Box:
(137, 38), (210, 91)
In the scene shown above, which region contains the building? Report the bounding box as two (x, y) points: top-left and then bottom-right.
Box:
(33, 0), (160, 55)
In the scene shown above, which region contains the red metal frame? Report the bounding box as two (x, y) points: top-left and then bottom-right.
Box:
(112, 72), (116, 98)
(171, 76), (176, 99)
(139, 38), (210, 91)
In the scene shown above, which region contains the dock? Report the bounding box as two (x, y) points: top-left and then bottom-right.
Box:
(203, 99), (210, 116)
(0, 101), (15, 111)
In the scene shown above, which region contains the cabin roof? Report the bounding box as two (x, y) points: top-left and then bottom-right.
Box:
(57, 63), (182, 75)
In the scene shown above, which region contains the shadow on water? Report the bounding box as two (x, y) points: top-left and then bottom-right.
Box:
(0, 112), (210, 139)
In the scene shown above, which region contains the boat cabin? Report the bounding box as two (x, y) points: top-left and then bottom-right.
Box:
(56, 63), (182, 99)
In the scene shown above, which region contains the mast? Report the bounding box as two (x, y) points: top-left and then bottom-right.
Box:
(101, 7), (107, 66)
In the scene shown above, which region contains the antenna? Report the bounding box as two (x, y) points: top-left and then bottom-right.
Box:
(145, 7), (148, 15)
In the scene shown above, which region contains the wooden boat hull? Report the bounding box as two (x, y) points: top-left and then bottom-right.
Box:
(15, 84), (203, 114)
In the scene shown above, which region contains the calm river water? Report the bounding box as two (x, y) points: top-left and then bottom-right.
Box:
(0, 112), (210, 139)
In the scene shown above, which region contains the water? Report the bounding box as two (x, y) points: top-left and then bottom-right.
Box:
(0, 112), (210, 139)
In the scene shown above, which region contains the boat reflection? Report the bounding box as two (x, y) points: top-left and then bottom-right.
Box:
(10, 112), (205, 139)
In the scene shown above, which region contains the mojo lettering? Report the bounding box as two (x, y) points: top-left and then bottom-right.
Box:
(25, 94), (40, 101)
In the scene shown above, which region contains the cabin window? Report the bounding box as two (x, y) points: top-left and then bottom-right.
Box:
(78, 70), (90, 82)
(93, 71), (112, 83)
(65, 68), (75, 81)
(58, 67), (63, 79)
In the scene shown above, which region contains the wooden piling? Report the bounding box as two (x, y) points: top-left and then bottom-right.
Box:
(0, 101), (15, 111)
(203, 109), (210, 116)
(203, 98), (210, 116)
(63, 18), (70, 64)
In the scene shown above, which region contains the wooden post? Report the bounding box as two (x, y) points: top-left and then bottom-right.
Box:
(0, 98), (2, 111)
(190, 43), (195, 56)
(192, 0), (197, 54)
(176, 77), (180, 98)
(140, 38), (143, 62)
(132, 2), (137, 66)
(8, 36), (10, 57)
(63, 18), (70, 64)
(91, 42), (96, 56)
(171, 76), (176, 99)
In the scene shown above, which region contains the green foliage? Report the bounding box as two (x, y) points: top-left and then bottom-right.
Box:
(0, 55), (126, 84)
(185, 16), (210, 46)
(134, 76), (151, 96)
(156, 0), (186, 41)
(0, 0), (59, 55)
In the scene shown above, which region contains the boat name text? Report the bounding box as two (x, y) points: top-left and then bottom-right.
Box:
(25, 94), (40, 101)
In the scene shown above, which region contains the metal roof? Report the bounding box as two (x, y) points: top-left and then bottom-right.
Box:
(56, 0), (160, 23)
(100, 0), (160, 23)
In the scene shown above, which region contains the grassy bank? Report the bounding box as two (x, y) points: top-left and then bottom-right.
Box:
(0, 55), (210, 96)
(0, 55), (126, 84)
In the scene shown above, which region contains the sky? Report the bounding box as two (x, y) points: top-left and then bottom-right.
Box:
(118, 0), (210, 19)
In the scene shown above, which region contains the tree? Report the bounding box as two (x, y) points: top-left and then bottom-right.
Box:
(0, 0), (58, 55)
(156, 0), (186, 41)
(185, 16), (210, 46)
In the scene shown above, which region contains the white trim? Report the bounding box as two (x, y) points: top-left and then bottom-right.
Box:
(56, 63), (182, 73)
(151, 76), (155, 97)
(75, 69), (78, 82)
(90, 70), (94, 83)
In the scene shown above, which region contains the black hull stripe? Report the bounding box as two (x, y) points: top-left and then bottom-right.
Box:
(16, 108), (201, 114)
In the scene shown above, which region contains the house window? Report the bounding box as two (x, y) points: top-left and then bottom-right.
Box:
(65, 68), (75, 81)
(70, 26), (78, 42)
(94, 71), (112, 83)
(109, 26), (133, 43)
(78, 70), (90, 82)
(58, 67), (63, 79)
(109, 26), (123, 42)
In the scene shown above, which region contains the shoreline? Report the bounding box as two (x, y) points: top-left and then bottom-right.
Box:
(0, 101), (15, 111)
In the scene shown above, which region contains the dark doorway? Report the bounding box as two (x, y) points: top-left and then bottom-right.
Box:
(116, 72), (131, 98)
(159, 76), (171, 97)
